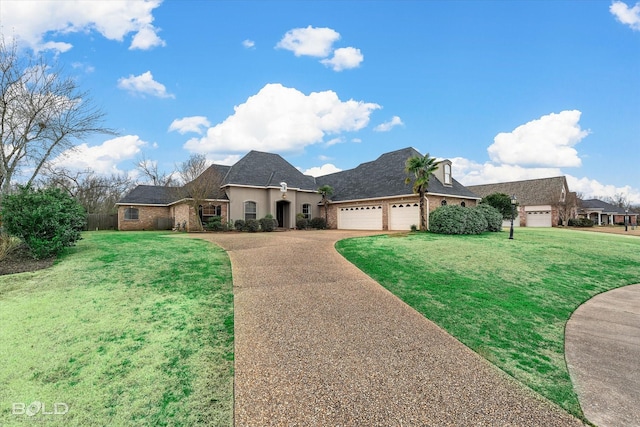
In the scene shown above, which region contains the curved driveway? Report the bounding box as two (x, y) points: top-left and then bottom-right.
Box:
(196, 230), (584, 426)
(565, 284), (640, 427)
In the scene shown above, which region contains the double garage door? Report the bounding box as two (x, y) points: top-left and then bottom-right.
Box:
(337, 203), (420, 231)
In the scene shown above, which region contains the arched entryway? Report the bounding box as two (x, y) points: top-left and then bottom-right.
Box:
(276, 200), (290, 229)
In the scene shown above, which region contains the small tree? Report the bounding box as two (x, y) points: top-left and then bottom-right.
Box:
(1, 185), (86, 259)
(177, 154), (225, 231)
(480, 193), (516, 220)
(317, 185), (334, 227)
(404, 153), (438, 230)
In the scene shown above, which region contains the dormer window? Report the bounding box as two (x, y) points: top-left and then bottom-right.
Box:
(444, 163), (452, 186)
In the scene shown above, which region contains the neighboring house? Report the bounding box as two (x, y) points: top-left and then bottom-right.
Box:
(316, 147), (480, 230)
(578, 199), (638, 226)
(117, 147), (481, 231)
(117, 151), (322, 231)
(467, 176), (577, 227)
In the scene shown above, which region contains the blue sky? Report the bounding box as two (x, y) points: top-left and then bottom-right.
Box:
(3, 0), (640, 203)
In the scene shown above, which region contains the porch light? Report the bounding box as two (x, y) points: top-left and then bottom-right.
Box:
(509, 195), (517, 240)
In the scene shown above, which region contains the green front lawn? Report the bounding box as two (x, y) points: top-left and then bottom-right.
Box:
(336, 228), (640, 418)
(0, 232), (234, 426)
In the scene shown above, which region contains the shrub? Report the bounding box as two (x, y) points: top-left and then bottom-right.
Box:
(429, 205), (487, 235)
(246, 219), (260, 232)
(476, 204), (504, 232)
(410, 224), (418, 232)
(1, 185), (86, 259)
(0, 234), (22, 262)
(464, 207), (489, 235)
(309, 217), (326, 229)
(205, 216), (224, 231)
(296, 218), (308, 230)
(259, 216), (276, 232)
(234, 219), (246, 231)
(568, 217), (594, 227)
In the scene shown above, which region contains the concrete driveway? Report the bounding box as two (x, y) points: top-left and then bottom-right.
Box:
(195, 230), (585, 426)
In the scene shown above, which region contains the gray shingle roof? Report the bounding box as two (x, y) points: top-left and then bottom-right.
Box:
(467, 176), (569, 206)
(580, 199), (630, 214)
(222, 150), (318, 191)
(316, 147), (479, 202)
(118, 185), (178, 205)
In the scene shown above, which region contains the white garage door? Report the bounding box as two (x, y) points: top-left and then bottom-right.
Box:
(527, 211), (552, 227)
(338, 205), (382, 230)
(389, 203), (420, 230)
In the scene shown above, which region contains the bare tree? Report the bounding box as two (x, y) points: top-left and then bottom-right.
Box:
(606, 193), (631, 210)
(135, 153), (176, 186)
(177, 153), (225, 231)
(558, 191), (579, 226)
(0, 38), (115, 196)
(42, 166), (134, 214)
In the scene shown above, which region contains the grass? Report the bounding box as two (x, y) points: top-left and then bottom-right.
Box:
(336, 228), (640, 419)
(0, 231), (234, 426)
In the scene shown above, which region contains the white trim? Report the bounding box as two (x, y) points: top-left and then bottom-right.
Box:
(222, 183), (317, 193)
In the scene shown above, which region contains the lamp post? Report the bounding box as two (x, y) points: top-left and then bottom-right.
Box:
(509, 195), (517, 240)
(625, 208), (628, 232)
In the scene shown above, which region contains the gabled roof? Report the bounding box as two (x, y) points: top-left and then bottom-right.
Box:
(467, 176), (569, 206)
(118, 185), (178, 205)
(222, 150), (318, 191)
(580, 199), (633, 215)
(316, 147), (480, 202)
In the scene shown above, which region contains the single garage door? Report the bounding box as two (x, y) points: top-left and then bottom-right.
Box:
(526, 210), (552, 227)
(389, 203), (420, 230)
(338, 205), (382, 230)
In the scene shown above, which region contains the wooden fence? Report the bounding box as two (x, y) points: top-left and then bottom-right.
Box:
(85, 214), (118, 231)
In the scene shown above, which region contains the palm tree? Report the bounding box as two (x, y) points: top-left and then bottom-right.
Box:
(404, 154), (439, 231)
(317, 185), (334, 227)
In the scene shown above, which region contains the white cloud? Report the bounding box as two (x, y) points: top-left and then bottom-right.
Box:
(117, 71), (174, 98)
(2, 0), (165, 52)
(374, 116), (404, 132)
(320, 47), (364, 71)
(276, 26), (340, 57)
(610, 1), (640, 31)
(169, 116), (211, 134)
(453, 157), (563, 186)
(183, 83), (380, 155)
(303, 164), (342, 177)
(50, 135), (147, 175)
(243, 39), (255, 48)
(566, 175), (640, 205)
(487, 110), (589, 168)
(130, 24), (166, 50)
(325, 137), (345, 147)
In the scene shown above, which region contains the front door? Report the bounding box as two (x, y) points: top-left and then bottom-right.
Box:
(276, 200), (289, 228)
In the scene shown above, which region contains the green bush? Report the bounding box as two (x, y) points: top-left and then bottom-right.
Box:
(476, 204), (504, 232)
(205, 216), (224, 231)
(429, 205), (488, 235)
(568, 217), (594, 227)
(246, 219), (260, 232)
(1, 185), (86, 259)
(234, 219), (246, 231)
(309, 217), (326, 229)
(296, 218), (308, 230)
(259, 216), (277, 232)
